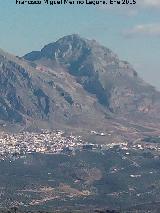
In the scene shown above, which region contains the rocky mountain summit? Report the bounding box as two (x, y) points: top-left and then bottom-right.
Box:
(24, 34), (160, 115)
(0, 35), (160, 133)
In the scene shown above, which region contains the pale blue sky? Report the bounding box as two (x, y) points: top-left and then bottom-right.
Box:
(0, 0), (160, 89)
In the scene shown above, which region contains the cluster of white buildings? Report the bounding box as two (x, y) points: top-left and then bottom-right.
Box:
(0, 129), (159, 160)
(0, 130), (85, 159)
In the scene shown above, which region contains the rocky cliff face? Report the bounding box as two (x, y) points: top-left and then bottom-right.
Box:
(0, 35), (160, 131)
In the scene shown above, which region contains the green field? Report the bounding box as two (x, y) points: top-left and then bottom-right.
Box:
(0, 148), (160, 212)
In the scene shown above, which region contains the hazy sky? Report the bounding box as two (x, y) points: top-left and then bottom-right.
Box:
(0, 0), (160, 90)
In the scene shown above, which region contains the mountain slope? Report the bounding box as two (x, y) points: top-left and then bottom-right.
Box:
(0, 48), (106, 131)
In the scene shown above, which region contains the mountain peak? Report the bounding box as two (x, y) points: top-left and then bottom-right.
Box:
(23, 35), (160, 114)
(58, 34), (83, 41)
(56, 34), (98, 45)
(24, 34), (117, 64)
